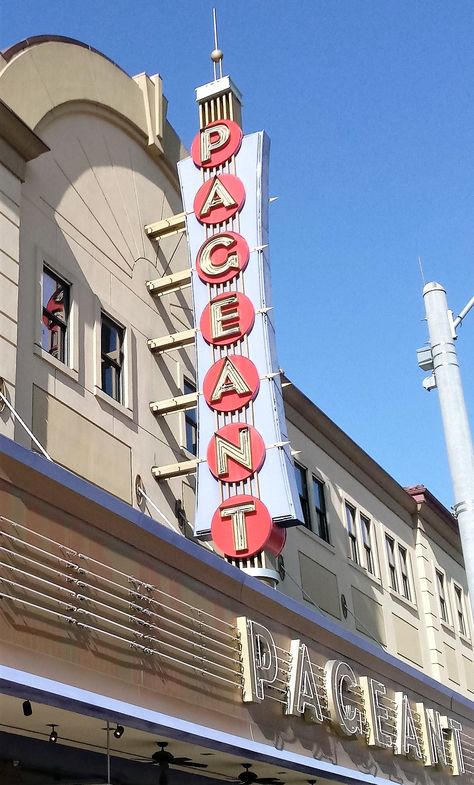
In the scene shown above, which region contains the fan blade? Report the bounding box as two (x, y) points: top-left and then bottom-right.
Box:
(159, 765), (169, 785)
(256, 778), (281, 783)
(177, 762), (209, 769)
(169, 757), (193, 765)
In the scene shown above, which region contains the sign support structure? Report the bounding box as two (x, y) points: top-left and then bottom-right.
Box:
(177, 66), (303, 572)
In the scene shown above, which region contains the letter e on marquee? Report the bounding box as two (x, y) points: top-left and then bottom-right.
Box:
(191, 119), (243, 168)
(203, 355), (260, 413)
(212, 495), (286, 559)
(200, 291), (255, 346)
(194, 174), (245, 225)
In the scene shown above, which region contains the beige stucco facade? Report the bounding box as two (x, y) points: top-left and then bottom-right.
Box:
(0, 35), (473, 785)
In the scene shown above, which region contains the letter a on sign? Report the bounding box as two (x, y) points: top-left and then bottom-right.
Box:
(203, 355), (260, 412)
(194, 175), (245, 225)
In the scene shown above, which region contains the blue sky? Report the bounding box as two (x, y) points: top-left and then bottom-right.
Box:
(3, 0), (474, 509)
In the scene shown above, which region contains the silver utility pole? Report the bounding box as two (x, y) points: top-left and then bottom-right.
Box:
(419, 282), (474, 614)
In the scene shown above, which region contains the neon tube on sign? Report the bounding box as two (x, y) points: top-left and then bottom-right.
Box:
(237, 617), (466, 777)
(178, 115), (304, 549)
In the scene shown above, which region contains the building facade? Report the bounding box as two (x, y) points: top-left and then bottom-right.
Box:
(0, 36), (473, 785)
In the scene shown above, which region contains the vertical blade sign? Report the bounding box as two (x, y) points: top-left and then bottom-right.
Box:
(178, 98), (303, 559)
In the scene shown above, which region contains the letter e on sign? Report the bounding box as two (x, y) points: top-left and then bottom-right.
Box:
(191, 119), (243, 168)
(200, 292), (255, 347)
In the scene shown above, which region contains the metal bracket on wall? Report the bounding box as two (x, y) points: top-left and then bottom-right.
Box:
(0, 378), (6, 413)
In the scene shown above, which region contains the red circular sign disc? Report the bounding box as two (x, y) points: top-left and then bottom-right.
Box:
(191, 119), (243, 169)
(203, 355), (260, 413)
(196, 231), (250, 285)
(194, 174), (245, 226)
(200, 291), (255, 347)
(211, 494), (286, 559)
(207, 423), (266, 482)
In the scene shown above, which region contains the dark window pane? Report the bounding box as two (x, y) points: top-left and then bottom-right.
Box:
(295, 463), (311, 529)
(345, 503), (359, 564)
(184, 379), (197, 455)
(101, 314), (124, 402)
(312, 476), (329, 542)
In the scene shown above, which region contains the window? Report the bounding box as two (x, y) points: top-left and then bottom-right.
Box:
(41, 267), (70, 362)
(385, 536), (398, 592)
(361, 514), (374, 575)
(454, 584), (468, 637)
(294, 463), (311, 528)
(312, 476), (330, 543)
(345, 503), (359, 564)
(101, 314), (124, 402)
(436, 570), (450, 624)
(183, 379), (197, 455)
(398, 545), (411, 601)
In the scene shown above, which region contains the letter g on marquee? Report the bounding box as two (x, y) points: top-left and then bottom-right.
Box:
(196, 232), (250, 285)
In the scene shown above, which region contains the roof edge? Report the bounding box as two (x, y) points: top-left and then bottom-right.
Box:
(1, 35), (129, 77)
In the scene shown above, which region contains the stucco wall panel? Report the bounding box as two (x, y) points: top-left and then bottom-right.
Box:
(32, 385), (132, 501)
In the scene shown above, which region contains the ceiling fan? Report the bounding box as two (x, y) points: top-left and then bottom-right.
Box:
(144, 742), (209, 785)
(236, 764), (282, 785)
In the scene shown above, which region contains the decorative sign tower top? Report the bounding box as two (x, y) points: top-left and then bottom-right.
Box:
(177, 12), (303, 578)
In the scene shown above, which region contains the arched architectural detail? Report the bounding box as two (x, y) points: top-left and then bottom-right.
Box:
(0, 36), (184, 166)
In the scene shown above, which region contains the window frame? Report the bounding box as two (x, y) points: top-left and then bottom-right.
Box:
(35, 254), (79, 381)
(453, 582), (469, 639)
(435, 568), (451, 626)
(398, 544), (411, 602)
(100, 312), (125, 404)
(183, 378), (198, 456)
(178, 366), (198, 458)
(360, 513), (375, 576)
(294, 462), (311, 530)
(345, 502), (360, 565)
(312, 475), (330, 543)
(93, 300), (132, 416)
(385, 535), (399, 592)
(342, 499), (379, 578)
(41, 266), (70, 364)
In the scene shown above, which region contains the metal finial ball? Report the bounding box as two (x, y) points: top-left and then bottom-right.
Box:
(211, 48), (223, 63)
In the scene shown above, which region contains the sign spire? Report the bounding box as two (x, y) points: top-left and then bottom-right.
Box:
(211, 8), (223, 80)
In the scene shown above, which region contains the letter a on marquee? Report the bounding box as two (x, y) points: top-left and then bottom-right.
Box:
(194, 174), (245, 225)
(203, 355), (260, 412)
(286, 640), (323, 723)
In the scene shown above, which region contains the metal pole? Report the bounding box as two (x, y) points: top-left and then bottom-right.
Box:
(423, 282), (474, 614)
